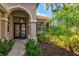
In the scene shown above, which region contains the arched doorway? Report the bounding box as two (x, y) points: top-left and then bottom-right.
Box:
(8, 8), (31, 39)
(14, 16), (27, 39)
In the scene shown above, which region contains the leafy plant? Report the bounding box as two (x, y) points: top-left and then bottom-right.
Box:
(70, 34), (79, 51)
(0, 39), (14, 56)
(50, 34), (79, 52)
(38, 33), (50, 41)
(25, 39), (43, 56)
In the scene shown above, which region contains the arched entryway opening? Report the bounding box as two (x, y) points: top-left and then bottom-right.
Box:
(8, 7), (31, 39)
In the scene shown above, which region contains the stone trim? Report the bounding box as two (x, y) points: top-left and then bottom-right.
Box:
(7, 6), (33, 20)
(1, 18), (8, 21)
(30, 20), (37, 22)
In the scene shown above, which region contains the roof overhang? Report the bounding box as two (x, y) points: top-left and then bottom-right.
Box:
(36, 14), (50, 20)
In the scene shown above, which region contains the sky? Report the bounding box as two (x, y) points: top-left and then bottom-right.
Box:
(36, 3), (52, 17)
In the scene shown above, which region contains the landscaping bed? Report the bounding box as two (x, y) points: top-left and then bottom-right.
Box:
(37, 31), (79, 56)
(25, 39), (79, 56)
(0, 39), (14, 56)
(38, 40), (75, 56)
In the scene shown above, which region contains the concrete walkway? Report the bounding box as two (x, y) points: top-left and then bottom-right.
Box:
(8, 39), (26, 56)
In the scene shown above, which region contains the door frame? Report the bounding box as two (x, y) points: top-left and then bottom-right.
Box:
(14, 17), (27, 39)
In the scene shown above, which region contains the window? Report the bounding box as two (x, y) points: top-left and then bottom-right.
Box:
(14, 17), (26, 23)
(36, 22), (46, 32)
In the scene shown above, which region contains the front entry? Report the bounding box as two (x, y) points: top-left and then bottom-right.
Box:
(14, 17), (26, 39)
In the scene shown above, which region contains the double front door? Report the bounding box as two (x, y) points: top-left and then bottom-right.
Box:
(14, 17), (26, 39)
(14, 23), (26, 39)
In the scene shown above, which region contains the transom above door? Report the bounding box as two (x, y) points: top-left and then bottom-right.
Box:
(14, 17), (27, 39)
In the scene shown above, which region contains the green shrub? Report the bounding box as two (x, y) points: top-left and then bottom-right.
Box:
(25, 39), (43, 56)
(56, 35), (68, 48)
(50, 34), (79, 52)
(70, 34), (79, 51)
(0, 39), (14, 56)
(51, 26), (73, 36)
(37, 33), (50, 41)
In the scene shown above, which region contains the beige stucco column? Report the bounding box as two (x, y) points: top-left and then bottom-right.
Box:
(30, 20), (37, 40)
(1, 18), (8, 39)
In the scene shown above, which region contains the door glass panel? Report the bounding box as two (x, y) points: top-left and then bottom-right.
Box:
(20, 19), (24, 23)
(15, 24), (20, 37)
(21, 24), (26, 37)
(14, 17), (19, 23)
(20, 18), (26, 23)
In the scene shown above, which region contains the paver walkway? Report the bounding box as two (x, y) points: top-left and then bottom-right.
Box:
(8, 39), (26, 56)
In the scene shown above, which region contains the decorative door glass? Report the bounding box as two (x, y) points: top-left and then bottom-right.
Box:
(21, 24), (26, 37)
(15, 24), (20, 38)
(14, 17), (26, 39)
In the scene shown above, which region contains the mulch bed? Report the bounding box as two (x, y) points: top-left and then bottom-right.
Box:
(38, 40), (79, 56)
